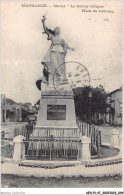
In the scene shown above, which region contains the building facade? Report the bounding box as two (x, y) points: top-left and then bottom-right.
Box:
(1, 94), (37, 123)
(106, 87), (122, 126)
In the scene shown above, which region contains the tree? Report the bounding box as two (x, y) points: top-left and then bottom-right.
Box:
(73, 85), (108, 124)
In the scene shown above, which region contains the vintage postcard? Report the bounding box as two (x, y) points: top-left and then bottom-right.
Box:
(1, 0), (123, 194)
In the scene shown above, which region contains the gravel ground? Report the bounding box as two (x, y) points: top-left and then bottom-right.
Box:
(1, 174), (122, 188)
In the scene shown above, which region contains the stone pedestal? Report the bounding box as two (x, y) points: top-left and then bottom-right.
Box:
(35, 90), (78, 130)
(81, 136), (91, 162)
(111, 129), (120, 148)
(13, 135), (26, 161)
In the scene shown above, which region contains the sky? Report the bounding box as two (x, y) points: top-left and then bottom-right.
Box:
(1, 1), (122, 104)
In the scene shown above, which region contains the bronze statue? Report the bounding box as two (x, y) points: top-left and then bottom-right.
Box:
(36, 15), (74, 90)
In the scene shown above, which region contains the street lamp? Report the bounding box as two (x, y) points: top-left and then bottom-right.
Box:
(89, 91), (93, 125)
(107, 97), (111, 124)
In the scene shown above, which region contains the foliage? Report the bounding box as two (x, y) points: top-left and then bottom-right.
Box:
(73, 85), (108, 123)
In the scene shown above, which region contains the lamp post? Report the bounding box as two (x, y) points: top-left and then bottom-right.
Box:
(89, 91), (93, 125)
(107, 97), (111, 123)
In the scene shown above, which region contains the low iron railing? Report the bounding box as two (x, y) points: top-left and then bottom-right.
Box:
(1, 122), (102, 160)
(77, 122), (101, 156)
(24, 138), (81, 160)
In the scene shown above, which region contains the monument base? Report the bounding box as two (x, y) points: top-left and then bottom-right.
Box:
(28, 90), (80, 160)
(35, 89), (78, 131)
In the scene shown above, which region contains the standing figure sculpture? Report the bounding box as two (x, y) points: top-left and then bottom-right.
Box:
(36, 15), (75, 90)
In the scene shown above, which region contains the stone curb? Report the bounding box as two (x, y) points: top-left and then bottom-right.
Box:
(1, 163), (122, 178)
